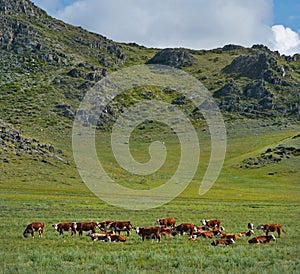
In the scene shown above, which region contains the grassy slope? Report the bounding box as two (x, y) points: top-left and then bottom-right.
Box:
(0, 121), (299, 273)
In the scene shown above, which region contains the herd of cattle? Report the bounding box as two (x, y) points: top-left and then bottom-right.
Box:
(23, 218), (286, 246)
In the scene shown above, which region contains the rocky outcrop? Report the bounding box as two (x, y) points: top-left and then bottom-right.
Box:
(0, 119), (68, 164)
(240, 134), (300, 168)
(146, 48), (195, 68)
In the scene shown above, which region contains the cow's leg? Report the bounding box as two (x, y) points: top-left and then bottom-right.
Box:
(277, 228), (280, 238)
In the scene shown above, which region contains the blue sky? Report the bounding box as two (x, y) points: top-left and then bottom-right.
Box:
(32, 0), (300, 55)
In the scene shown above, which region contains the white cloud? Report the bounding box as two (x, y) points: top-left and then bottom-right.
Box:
(271, 25), (300, 55)
(52, 0), (273, 50)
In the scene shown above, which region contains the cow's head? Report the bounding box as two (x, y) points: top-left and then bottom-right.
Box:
(23, 228), (31, 238)
(248, 223), (254, 230)
(52, 224), (58, 230)
(72, 222), (77, 229)
(229, 238), (235, 244)
(155, 219), (161, 225)
(135, 227), (142, 234)
(256, 224), (264, 230)
(249, 229), (254, 235)
(201, 220), (207, 226)
(270, 234), (276, 241)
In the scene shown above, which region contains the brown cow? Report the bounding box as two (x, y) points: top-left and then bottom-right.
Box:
(256, 224), (286, 238)
(135, 226), (161, 242)
(23, 222), (44, 238)
(97, 220), (115, 231)
(248, 235), (276, 244)
(106, 221), (132, 236)
(73, 222), (97, 236)
(172, 223), (195, 236)
(155, 218), (176, 228)
(211, 238), (235, 246)
(160, 227), (172, 237)
(52, 222), (76, 235)
(201, 219), (221, 228)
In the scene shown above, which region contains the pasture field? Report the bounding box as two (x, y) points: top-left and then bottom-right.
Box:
(0, 121), (299, 273)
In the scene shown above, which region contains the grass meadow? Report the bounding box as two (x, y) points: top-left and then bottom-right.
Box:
(0, 121), (299, 273)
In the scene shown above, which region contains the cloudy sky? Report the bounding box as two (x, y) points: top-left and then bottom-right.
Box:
(33, 0), (300, 55)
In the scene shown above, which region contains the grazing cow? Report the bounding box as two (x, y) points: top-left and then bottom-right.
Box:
(248, 235), (276, 244)
(201, 219), (221, 228)
(211, 238), (235, 246)
(213, 225), (225, 232)
(73, 222), (97, 236)
(248, 223), (254, 230)
(106, 221), (132, 236)
(218, 233), (242, 240)
(172, 223), (195, 236)
(239, 229), (254, 237)
(23, 222), (44, 238)
(256, 224), (285, 238)
(155, 218), (176, 228)
(97, 220), (115, 231)
(52, 222), (76, 235)
(135, 226), (161, 243)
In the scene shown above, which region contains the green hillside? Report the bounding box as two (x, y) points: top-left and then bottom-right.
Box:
(0, 0), (299, 273)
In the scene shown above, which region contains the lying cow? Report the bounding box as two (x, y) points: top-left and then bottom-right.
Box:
(23, 222), (44, 238)
(135, 226), (161, 242)
(256, 223), (285, 238)
(217, 233), (242, 240)
(211, 238), (235, 246)
(87, 232), (126, 242)
(248, 234), (276, 244)
(73, 222), (97, 236)
(155, 218), (176, 228)
(52, 222), (76, 235)
(172, 223), (195, 236)
(239, 229), (254, 237)
(193, 230), (220, 239)
(201, 219), (221, 229)
(106, 221), (132, 236)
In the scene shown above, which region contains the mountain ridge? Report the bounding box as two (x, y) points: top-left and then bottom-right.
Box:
(0, 0), (300, 135)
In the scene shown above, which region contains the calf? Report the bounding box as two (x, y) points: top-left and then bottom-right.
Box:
(155, 218), (176, 228)
(248, 235), (276, 244)
(172, 223), (195, 236)
(106, 221), (132, 236)
(23, 222), (44, 238)
(256, 223), (285, 238)
(52, 222), (76, 235)
(201, 219), (221, 229)
(135, 226), (161, 243)
(73, 222), (97, 236)
(211, 238), (235, 246)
